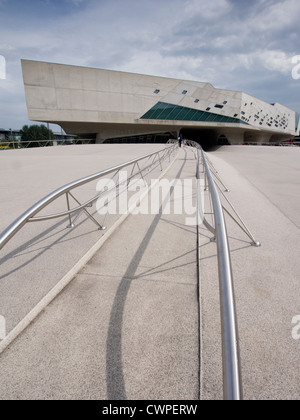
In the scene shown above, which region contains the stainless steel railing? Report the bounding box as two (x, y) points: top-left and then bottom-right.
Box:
(168, 138), (243, 400)
(1, 139), (256, 400)
(199, 146), (242, 400)
(0, 144), (177, 250)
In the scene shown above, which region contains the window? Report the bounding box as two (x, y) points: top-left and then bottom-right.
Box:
(206, 107), (211, 111)
(154, 89), (160, 94)
(214, 104), (223, 109)
(223, 101), (228, 105)
(182, 90), (188, 94)
(140, 101), (249, 125)
(194, 99), (199, 103)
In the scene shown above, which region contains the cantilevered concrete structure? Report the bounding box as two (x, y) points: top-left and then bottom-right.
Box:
(21, 60), (300, 147)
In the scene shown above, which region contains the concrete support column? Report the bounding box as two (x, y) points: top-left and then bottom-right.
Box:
(251, 132), (272, 144)
(226, 131), (245, 145)
(96, 133), (106, 144)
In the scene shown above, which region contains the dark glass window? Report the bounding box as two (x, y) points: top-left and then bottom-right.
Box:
(154, 89), (160, 94)
(140, 102), (248, 125)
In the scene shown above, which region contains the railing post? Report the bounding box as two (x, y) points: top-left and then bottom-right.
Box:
(66, 192), (74, 228)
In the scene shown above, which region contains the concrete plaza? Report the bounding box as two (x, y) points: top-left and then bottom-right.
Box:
(0, 144), (299, 400)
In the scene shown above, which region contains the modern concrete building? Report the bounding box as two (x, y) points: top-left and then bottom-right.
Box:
(21, 59), (300, 148)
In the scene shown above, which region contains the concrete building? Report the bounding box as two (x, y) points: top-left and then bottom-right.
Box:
(0, 129), (21, 141)
(21, 59), (300, 148)
(0, 128), (75, 143)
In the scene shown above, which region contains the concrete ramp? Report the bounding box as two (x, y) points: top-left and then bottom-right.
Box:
(0, 147), (200, 400)
(199, 146), (300, 400)
(0, 144), (299, 400)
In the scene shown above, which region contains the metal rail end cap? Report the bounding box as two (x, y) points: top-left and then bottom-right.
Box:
(251, 241), (261, 247)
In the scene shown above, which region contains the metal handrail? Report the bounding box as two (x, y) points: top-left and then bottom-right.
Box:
(0, 144), (177, 250)
(1, 139), (248, 399)
(168, 138), (243, 400)
(200, 147), (242, 400)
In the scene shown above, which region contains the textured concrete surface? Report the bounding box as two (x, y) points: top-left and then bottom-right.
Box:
(199, 145), (300, 400)
(0, 146), (199, 400)
(0, 144), (168, 232)
(0, 144), (169, 334)
(0, 144), (299, 400)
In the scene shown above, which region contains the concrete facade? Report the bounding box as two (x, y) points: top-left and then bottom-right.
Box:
(21, 60), (299, 146)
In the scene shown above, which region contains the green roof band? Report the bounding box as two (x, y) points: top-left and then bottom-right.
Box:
(140, 102), (248, 125)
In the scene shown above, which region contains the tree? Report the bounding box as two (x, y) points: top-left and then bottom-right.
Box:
(20, 124), (54, 148)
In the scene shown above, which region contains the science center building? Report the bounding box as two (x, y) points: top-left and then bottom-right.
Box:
(21, 60), (300, 148)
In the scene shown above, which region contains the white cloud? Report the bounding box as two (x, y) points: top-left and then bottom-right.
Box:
(65, 0), (85, 5)
(0, 44), (15, 51)
(183, 0), (232, 19)
(252, 0), (300, 31)
(115, 50), (205, 82)
(212, 49), (294, 76)
(255, 50), (293, 75)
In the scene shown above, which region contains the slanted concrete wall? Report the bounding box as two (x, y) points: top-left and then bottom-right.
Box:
(21, 60), (297, 144)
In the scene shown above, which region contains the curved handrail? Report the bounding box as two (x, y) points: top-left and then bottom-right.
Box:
(0, 144), (177, 250)
(200, 147), (242, 400)
(168, 138), (243, 400)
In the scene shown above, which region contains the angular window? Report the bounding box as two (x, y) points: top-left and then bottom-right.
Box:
(206, 107), (211, 111)
(182, 90), (188, 94)
(154, 89), (160, 94)
(223, 101), (228, 105)
(194, 99), (199, 103)
(140, 102), (249, 125)
(215, 104), (223, 109)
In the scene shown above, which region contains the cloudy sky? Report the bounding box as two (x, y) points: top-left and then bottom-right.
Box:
(0, 0), (299, 132)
